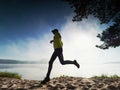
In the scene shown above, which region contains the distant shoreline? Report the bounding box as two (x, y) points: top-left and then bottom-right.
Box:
(0, 59), (43, 64)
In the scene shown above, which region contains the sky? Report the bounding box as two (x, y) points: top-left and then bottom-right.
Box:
(0, 0), (120, 65)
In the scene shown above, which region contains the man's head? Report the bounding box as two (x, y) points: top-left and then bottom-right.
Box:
(52, 29), (58, 34)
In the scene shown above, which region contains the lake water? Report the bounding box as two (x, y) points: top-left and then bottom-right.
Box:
(0, 63), (120, 80)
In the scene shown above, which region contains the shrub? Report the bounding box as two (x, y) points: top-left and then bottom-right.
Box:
(0, 72), (21, 79)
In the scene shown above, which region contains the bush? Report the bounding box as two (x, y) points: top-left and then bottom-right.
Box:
(0, 72), (21, 79)
(92, 74), (120, 79)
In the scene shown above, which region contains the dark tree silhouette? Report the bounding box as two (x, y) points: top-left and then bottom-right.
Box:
(64, 0), (120, 49)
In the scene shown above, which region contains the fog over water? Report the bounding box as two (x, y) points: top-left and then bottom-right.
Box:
(0, 62), (120, 80)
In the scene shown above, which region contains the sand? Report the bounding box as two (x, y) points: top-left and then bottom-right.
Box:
(0, 76), (120, 90)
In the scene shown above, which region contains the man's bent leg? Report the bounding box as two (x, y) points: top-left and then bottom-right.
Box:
(58, 49), (80, 68)
(58, 53), (75, 65)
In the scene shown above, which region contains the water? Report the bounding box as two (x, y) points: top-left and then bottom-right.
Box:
(0, 64), (47, 80)
(0, 63), (120, 80)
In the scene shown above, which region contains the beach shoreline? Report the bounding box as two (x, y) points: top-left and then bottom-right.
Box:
(0, 76), (120, 90)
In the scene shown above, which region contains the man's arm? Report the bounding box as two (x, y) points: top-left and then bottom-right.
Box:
(50, 40), (54, 44)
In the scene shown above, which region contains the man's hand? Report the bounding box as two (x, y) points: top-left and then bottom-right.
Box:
(50, 40), (53, 44)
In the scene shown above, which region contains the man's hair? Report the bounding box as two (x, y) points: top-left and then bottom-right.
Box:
(52, 29), (58, 33)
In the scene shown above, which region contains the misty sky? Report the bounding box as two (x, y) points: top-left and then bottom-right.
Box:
(0, 0), (120, 65)
(0, 0), (72, 42)
(0, 0), (72, 59)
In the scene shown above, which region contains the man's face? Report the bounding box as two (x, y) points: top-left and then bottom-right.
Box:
(52, 32), (56, 35)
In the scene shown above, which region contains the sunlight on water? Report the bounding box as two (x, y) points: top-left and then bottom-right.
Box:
(0, 63), (120, 80)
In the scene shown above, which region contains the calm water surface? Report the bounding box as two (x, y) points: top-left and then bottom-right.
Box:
(0, 63), (120, 80)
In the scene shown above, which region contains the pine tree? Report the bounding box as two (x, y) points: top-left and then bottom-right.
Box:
(64, 0), (120, 49)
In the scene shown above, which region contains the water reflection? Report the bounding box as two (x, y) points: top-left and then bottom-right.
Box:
(0, 64), (47, 80)
(0, 63), (120, 80)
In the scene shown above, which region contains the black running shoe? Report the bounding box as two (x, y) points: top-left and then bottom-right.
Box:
(41, 77), (50, 84)
(74, 60), (80, 68)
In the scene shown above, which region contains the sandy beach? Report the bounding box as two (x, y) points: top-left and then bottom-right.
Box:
(0, 76), (120, 90)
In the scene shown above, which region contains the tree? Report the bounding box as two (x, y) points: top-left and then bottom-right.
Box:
(64, 0), (120, 49)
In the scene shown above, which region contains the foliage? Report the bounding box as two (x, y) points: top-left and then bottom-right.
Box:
(96, 22), (120, 49)
(64, 0), (120, 49)
(0, 72), (21, 79)
(92, 74), (120, 79)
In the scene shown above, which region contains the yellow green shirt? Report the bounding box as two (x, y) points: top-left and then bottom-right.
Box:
(53, 33), (63, 49)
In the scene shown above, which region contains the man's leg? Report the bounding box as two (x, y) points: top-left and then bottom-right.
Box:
(46, 52), (57, 78)
(58, 53), (74, 64)
(41, 51), (57, 84)
(58, 49), (80, 68)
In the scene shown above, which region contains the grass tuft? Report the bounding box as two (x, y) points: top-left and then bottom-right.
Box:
(0, 72), (21, 79)
(92, 74), (120, 79)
